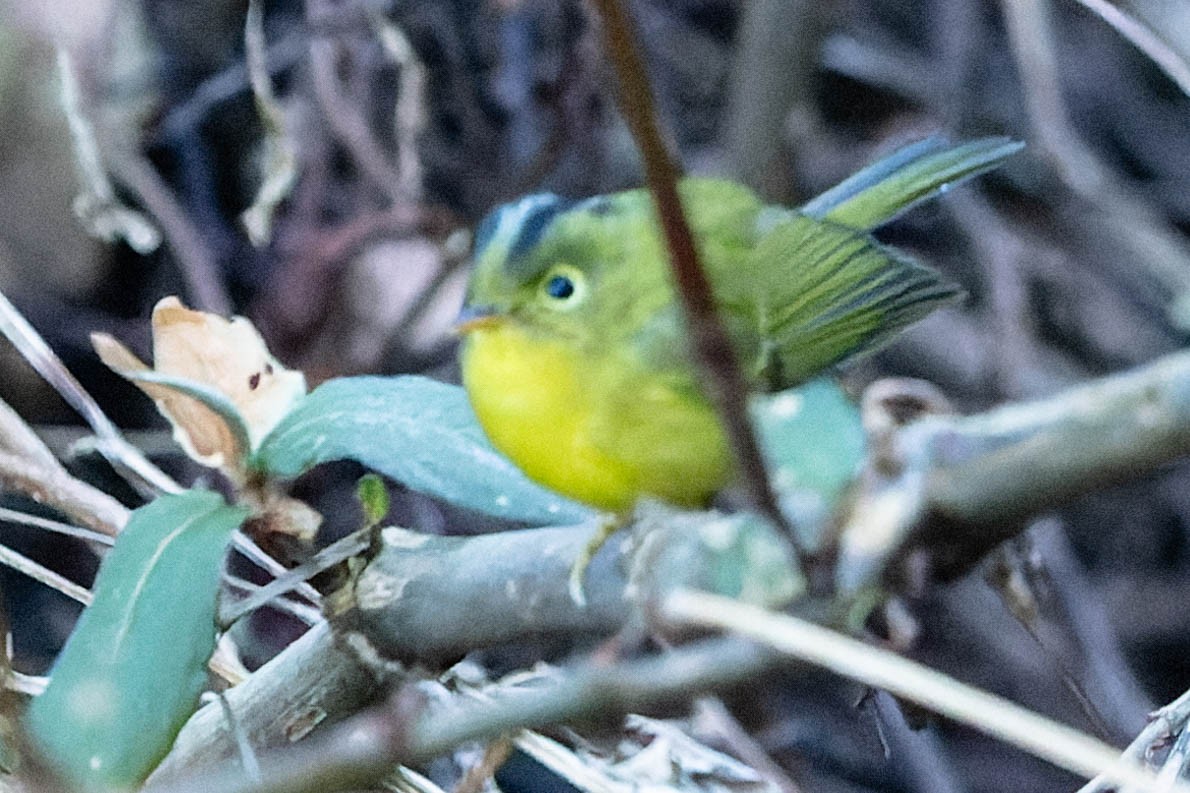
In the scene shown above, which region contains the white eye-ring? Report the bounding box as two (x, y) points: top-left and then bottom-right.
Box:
(539, 265), (587, 310)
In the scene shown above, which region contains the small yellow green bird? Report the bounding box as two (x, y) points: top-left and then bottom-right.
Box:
(458, 137), (1021, 513)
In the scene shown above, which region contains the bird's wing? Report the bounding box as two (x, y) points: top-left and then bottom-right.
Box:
(748, 214), (961, 388)
(798, 136), (1023, 231)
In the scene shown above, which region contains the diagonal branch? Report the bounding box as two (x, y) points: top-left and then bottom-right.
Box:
(144, 636), (776, 793)
(661, 590), (1182, 793)
(0, 449), (127, 537)
(1066, 0), (1190, 98)
(585, 0), (805, 566)
(837, 349), (1190, 592)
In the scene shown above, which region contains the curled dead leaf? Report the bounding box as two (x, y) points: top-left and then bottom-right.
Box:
(92, 297), (305, 478)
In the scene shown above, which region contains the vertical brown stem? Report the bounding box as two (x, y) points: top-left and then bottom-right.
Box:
(585, 0), (806, 567)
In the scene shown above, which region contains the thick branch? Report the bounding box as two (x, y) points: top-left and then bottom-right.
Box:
(335, 508), (797, 666)
(0, 394), (127, 535)
(149, 622), (382, 782)
(153, 509), (797, 781)
(332, 523), (630, 666)
(924, 351), (1190, 524)
(838, 350), (1190, 590)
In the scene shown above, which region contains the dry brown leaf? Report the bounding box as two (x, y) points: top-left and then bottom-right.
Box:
(92, 296), (305, 477)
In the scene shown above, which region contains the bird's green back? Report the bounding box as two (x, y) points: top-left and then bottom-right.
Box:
(464, 136), (1022, 392)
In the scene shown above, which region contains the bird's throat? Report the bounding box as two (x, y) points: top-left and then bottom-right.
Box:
(460, 322), (731, 512)
(460, 323), (643, 510)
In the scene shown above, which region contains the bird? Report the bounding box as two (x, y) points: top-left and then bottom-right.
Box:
(457, 137), (1021, 515)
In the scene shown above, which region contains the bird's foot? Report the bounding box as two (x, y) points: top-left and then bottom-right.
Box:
(568, 514), (625, 607)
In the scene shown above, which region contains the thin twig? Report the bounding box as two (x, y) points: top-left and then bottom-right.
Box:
(0, 542), (92, 605)
(0, 288), (181, 497)
(223, 576), (322, 625)
(584, 0), (805, 566)
(58, 49), (231, 313)
(661, 590), (1180, 793)
(371, 12), (426, 202)
(0, 449), (127, 537)
(56, 48), (163, 254)
(694, 696), (804, 793)
(1000, 0), (1119, 200)
(105, 146), (233, 315)
(946, 192), (1046, 399)
(230, 533), (324, 608)
(308, 40), (401, 199)
(241, 0), (300, 247)
(387, 766), (449, 793)
(220, 528), (368, 626)
(985, 545), (1115, 741)
(0, 288), (135, 458)
(454, 670), (632, 792)
(0, 506), (114, 547)
(1078, 689), (1190, 793)
(1066, 0), (1190, 97)
(1028, 519), (1152, 737)
(510, 730), (625, 793)
(158, 28), (308, 144)
(306, 0), (407, 205)
(723, 0), (822, 202)
(1154, 724), (1190, 791)
(8, 671), (48, 696)
(867, 689), (964, 793)
(385, 248), (467, 358)
(0, 396), (65, 472)
(450, 736), (513, 793)
(999, 0), (1190, 324)
(217, 692), (263, 784)
(244, 0), (284, 142)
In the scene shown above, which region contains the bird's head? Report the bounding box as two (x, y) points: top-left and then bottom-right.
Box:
(458, 190), (664, 345)
(460, 193), (599, 341)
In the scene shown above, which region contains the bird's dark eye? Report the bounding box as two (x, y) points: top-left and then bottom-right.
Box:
(545, 274), (575, 300)
(539, 265), (586, 309)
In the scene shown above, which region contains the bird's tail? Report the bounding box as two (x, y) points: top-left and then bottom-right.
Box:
(798, 136), (1023, 231)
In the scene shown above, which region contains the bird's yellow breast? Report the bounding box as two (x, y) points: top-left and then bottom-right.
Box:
(460, 321), (730, 512)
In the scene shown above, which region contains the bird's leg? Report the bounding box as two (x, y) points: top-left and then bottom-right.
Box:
(568, 512), (628, 606)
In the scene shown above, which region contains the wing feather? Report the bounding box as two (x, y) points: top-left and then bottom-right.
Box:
(748, 215), (961, 387)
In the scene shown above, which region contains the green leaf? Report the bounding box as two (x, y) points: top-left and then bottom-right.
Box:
(25, 491), (248, 790)
(752, 378), (865, 545)
(253, 376), (594, 525)
(356, 473), (390, 527)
